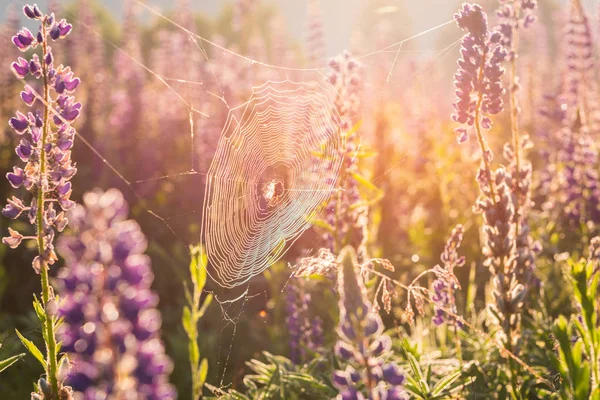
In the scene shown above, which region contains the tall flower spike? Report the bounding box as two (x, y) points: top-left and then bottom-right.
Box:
(332, 246), (408, 400)
(431, 224), (465, 326)
(306, 0), (325, 68)
(543, 114), (600, 236)
(495, 0), (537, 59)
(494, 0), (541, 294)
(285, 278), (323, 364)
(2, 5), (79, 399)
(563, 0), (600, 133)
(56, 189), (176, 399)
(320, 52), (368, 259)
(452, 3), (506, 143)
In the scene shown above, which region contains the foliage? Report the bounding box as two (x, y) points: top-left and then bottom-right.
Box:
(206, 352), (335, 400)
(184, 245), (213, 399)
(551, 257), (600, 399)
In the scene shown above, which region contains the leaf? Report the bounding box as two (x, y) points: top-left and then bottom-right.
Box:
(0, 353), (25, 373)
(431, 370), (462, 396)
(182, 306), (193, 337)
(189, 245), (208, 289)
(32, 296), (46, 324)
(465, 262), (477, 316)
(405, 376), (426, 399)
(197, 358), (209, 387)
(188, 337), (200, 367)
(15, 329), (45, 369)
(406, 352), (430, 395)
(195, 246), (208, 291)
(197, 294), (213, 320)
(189, 248), (199, 286)
(310, 218), (334, 233)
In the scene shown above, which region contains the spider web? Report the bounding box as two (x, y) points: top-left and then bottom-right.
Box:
(6, 0), (463, 391)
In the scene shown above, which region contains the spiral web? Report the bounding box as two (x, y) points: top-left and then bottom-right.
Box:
(202, 80), (345, 288)
(3, 0), (464, 388)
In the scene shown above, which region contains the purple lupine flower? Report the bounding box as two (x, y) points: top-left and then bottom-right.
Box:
(306, 0), (325, 68)
(55, 189), (177, 399)
(542, 114), (600, 237)
(13, 27), (35, 51)
(2, 6), (80, 399)
(503, 138), (542, 287)
(474, 162), (530, 345)
(495, 0), (537, 59)
(321, 52), (366, 257)
(333, 247), (408, 400)
(452, 3), (506, 142)
(562, 0), (600, 131)
(2, 5), (80, 272)
(285, 279), (324, 364)
(11, 56), (30, 78)
(285, 284), (303, 364)
(430, 225), (465, 326)
(494, 0), (539, 209)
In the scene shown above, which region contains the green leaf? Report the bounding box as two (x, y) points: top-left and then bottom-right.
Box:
(198, 294), (213, 320)
(0, 353), (25, 373)
(182, 306), (193, 337)
(197, 358), (209, 387)
(431, 370), (462, 396)
(189, 248), (199, 286)
(406, 352), (430, 395)
(15, 329), (45, 369)
(405, 376), (426, 399)
(195, 246), (208, 291)
(310, 218), (334, 233)
(188, 337), (200, 367)
(32, 296), (46, 324)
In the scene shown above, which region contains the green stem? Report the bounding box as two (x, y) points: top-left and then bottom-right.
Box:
(37, 19), (59, 399)
(190, 300), (200, 399)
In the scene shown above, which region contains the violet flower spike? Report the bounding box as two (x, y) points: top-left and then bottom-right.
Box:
(332, 247), (408, 400)
(2, 5), (81, 399)
(452, 3), (506, 143)
(56, 189), (177, 399)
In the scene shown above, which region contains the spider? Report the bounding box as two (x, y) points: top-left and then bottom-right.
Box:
(262, 178), (285, 207)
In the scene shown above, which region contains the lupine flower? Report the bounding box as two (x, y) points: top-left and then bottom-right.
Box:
(3, 8), (79, 272)
(561, 0), (600, 133)
(55, 188), (176, 399)
(542, 114), (600, 235)
(503, 138), (541, 287)
(105, 0), (146, 184)
(474, 163), (528, 344)
(1, 5), (79, 399)
(306, 0), (325, 68)
(495, 0), (538, 59)
(452, 3), (506, 142)
(430, 224), (465, 326)
(285, 279), (323, 364)
(321, 52), (367, 257)
(492, 0), (541, 298)
(332, 246), (408, 400)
